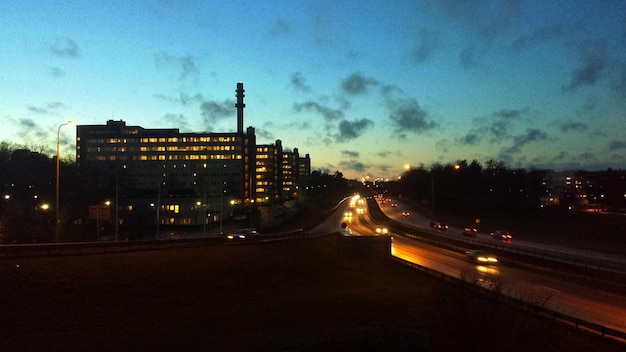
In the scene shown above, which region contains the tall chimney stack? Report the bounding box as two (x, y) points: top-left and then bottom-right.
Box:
(235, 82), (245, 134)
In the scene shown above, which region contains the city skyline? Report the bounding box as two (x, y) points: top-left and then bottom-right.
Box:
(2, 1), (626, 180)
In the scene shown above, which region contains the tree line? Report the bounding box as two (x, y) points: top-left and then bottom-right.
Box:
(0, 144), (351, 243)
(387, 159), (626, 214)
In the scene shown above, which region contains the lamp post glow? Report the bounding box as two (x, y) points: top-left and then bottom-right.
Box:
(55, 120), (72, 242)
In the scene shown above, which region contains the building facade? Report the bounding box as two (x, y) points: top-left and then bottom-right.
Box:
(75, 83), (310, 227)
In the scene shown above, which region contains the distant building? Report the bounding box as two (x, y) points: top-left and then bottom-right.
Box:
(75, 83), (310, 226)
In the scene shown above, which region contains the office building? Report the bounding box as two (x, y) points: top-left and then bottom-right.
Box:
(75, 83), (309, 227)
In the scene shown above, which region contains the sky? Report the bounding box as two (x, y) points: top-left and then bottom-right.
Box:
(2, 0), (626, 180)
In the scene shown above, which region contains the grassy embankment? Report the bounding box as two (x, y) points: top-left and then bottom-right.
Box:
(2, 196), (625, 351)
(2, 235), (624, 352)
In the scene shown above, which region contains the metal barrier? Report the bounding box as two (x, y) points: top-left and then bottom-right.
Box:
(0, 229), (316, 258)
(391, 256), (626, 344)
(366, 198), (626, 276)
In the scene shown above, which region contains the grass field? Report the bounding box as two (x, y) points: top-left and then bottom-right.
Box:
(1, 235), (624, 352)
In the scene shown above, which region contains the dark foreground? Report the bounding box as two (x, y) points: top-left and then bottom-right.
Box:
(1, 236), (623, 352)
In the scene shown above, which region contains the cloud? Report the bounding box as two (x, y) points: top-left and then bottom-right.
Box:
(611, 66), (626, 97)
(609, 140), (626, 151)
(154, 51), (199, 81)
(293, 101), (344, 121)
(269, 18), (292, 37)
(339, 159), (365, 173)
(254, 128), (275, 142)
(309, 6), (336, 47)
(341, 73), (378, 95)
(424, 0), (522, 40)
(459, 44), (479, 70)
(17, 118), (48, 143)
(499, 128), (548, 156)
(26, 102), (65, 115)
(563, 42), (606, 91)
(200, 100), (234, 129)
(341, 150), (359, 158)
(457, 133), (480, 146)
(162, 113), (188, 131)
(412, 28), (440, 64)
(290, 72), (311, 92)
(478, 108), (529, 141)
(492, 108), (528, 120)
(336, 118), (373, 142)
(387, 99), (436, 134)
(49, 67), (65, 77)
(154, 92), (203, 106)
(51, 38), (80, 57)
(559, 121), (588, 132)
(512, 22), (565, 50)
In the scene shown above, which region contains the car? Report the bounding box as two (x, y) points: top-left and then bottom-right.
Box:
(430, 222), (449, 231)
(226, 228), (258, 240)
(375, 226), (389, 235)
(402, 211), (410, 217)
(391, 203), (397, 207)
(462, 227), (477, 237)
(490, 230), (512, 241)
(466, 250), (498, 265)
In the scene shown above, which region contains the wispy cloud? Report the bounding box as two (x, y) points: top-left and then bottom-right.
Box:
(293, 101), (344, 121)
(162, 113), (188, 131)
(341, 150), (359, 158)
(336, 118), (374, 142)
(17, 118), (49, 146)
(456, 133), (480, 146)
(26, 102), (65, 115)
(200, 99), (234, 130)
(609, 140), (626, 151)
(499, 128), (549, 156)
(269, 18), (292, 37)
(341, 72), (379, 95)
(411, 28), (440, 64)
(50, 37), (80, 57)
(290, 72), (311, 93)
(48, 67), (65, 77)
(154, 51), (199, 81)
(339, 159), (365, 173)
(562, 41), (606, 91)
(512, 22), (565, 50)
(154, 92), (203, 106)
(254, 127), (275, 142)
(559, 121), (588, 132)
(492, 108), (528, 120)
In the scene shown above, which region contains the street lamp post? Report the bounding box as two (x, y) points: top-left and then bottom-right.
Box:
(55, 120), (72, 242)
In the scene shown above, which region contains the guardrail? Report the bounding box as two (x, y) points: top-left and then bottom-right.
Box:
(0, 229), (316, 258)
(391, 256), (626, 344)
(366, 198), (626, 278)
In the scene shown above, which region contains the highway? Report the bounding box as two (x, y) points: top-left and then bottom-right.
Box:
(322, 195), (626, 337)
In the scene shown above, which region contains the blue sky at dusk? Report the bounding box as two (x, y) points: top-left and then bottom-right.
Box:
(2, 0), (625, 179)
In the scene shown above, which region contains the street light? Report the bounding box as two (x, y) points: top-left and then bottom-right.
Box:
(56, 120), (72, 242)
